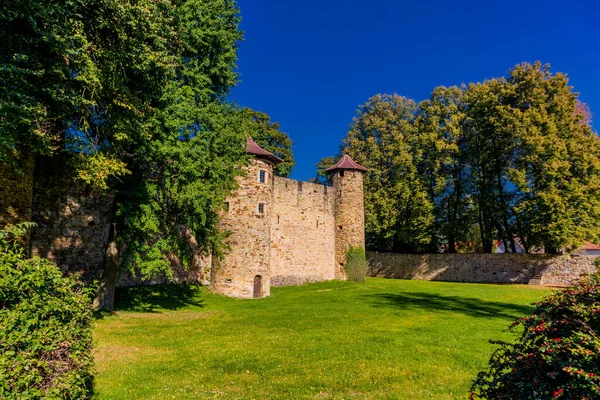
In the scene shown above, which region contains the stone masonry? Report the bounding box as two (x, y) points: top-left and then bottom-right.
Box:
(367, 252), (599, 286)
(211, 139), (367, 298)
(0, 153), (35, 228)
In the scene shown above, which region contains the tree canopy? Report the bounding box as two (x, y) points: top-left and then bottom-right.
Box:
(1, 0), (263, 309)
(319, 62), (600, 254)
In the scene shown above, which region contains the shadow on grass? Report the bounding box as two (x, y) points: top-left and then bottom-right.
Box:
(111, 284), (205, 313)
(361, 292), (535, 320)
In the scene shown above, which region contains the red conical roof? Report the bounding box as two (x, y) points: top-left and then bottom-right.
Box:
(246, 137), (283, 164)
(326, 154), (367, 173)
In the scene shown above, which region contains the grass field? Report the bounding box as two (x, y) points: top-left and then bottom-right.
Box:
(93, 278), (551, 399)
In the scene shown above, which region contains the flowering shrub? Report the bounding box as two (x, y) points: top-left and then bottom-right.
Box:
(470, 261), (600, 399)
(0, 223), (94, 399)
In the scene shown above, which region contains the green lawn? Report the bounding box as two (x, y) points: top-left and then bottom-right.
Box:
(93, 278), (550, 399)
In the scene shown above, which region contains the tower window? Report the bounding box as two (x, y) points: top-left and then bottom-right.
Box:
(259, 170), (267, 183)
(258, 203), (265, 214)
(340, 170), (345, 177)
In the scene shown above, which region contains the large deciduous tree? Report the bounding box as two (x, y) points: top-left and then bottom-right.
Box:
(504, 62), (600, 253)
(319, 62), (600, 254)
(330, 94), (434, 252)
(1, 0), (251, 310)
(94, 0), (248, 310)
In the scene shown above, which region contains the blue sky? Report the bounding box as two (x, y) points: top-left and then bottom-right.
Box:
(230, 0), (599, 181)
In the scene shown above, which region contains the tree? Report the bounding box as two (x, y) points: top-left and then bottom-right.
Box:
(240, 108), (295, 177)
(1, 0), (249, 310)
(94, 0), (248, 310)
(416, 86), (472, 252)
(504, 62), (600, 253)
(334, 94), (434, 252)
(462, 78), (521, 253)
(320, 62), (599, 255)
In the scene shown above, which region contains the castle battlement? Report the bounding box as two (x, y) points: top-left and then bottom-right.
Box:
(211, 138), (366, 298)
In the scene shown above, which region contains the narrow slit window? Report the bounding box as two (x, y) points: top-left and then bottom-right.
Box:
(223, 202), (230, 212)
(258, 203), (265, 214)
(259, 170), (267, 183)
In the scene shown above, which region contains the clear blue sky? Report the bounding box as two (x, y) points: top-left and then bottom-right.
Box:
(230, 0), (599, 181)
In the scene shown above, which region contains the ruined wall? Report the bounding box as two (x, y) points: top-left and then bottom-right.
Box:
(29, 157), (114, 283)
(211, 158), (274, 298)
(270, 177), (336, 286)
(332, 170), (365, 279)
(367, 252), (599, 285)
(0, 154), (35, 228)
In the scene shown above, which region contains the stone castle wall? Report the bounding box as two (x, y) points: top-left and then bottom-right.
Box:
(211, 158), (274, 298)
(29, 157), (114, 283)
(367, 252), (599, 286)
(0, 154), (35, 228)
(270, 177), (336, 286)
(2, 152), (368, 298)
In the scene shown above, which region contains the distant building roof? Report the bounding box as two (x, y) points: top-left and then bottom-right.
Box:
(580, 242), (600, 251)
(325, 155), (367, 173)
(246, 137), (283, 164)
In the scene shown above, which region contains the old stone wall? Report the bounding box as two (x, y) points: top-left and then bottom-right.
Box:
(0, 154), (35, 228)
(270, 177), (336, 286)
(367, 252), (599, 285)
(29, 157), (114, 282)
(211, 158), (274, 298)
(332, 170), (365, 279)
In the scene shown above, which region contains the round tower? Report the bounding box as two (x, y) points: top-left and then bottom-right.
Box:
(212, 137), (282, 298)
(327, 155), (367, 280)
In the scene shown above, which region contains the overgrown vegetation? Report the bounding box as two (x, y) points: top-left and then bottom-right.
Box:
(0, 224), (94, 399)
(345, 245), (367, 282)
(318, 62), (600, 254)
(471, 264), (600, 399)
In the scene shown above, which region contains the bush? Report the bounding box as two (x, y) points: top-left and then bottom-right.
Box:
(345, 246), (367, 282)
(470, 265), (600, 399)
(0, 223), (94, 399)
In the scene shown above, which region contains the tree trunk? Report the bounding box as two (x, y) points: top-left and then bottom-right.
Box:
(93, 202), (122, 312)
(93, 238), (119, 311)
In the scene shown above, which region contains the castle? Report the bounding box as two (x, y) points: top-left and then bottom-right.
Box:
(211, 138), (367, 298)
(0, 138), (366, 298)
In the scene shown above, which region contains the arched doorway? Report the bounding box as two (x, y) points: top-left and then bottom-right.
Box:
(253, 275), (262, 298)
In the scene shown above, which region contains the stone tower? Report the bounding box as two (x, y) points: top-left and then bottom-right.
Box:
(211, 137), (282, 298)
(327, 155), (367, 280)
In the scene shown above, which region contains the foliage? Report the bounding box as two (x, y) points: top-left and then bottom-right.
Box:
(0, 0), (177, 185)
(113, 0), (248, 282)
(319, 62), (600, 253)
(504, 62), (600, 253)
(2, 0), (255, 308)
(241, 108), (295, 177)
(344, 245), (367, 282)
(471, 267), (600, 399)
(0, 224), (94, 399)
(341, 94), (434, 252)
